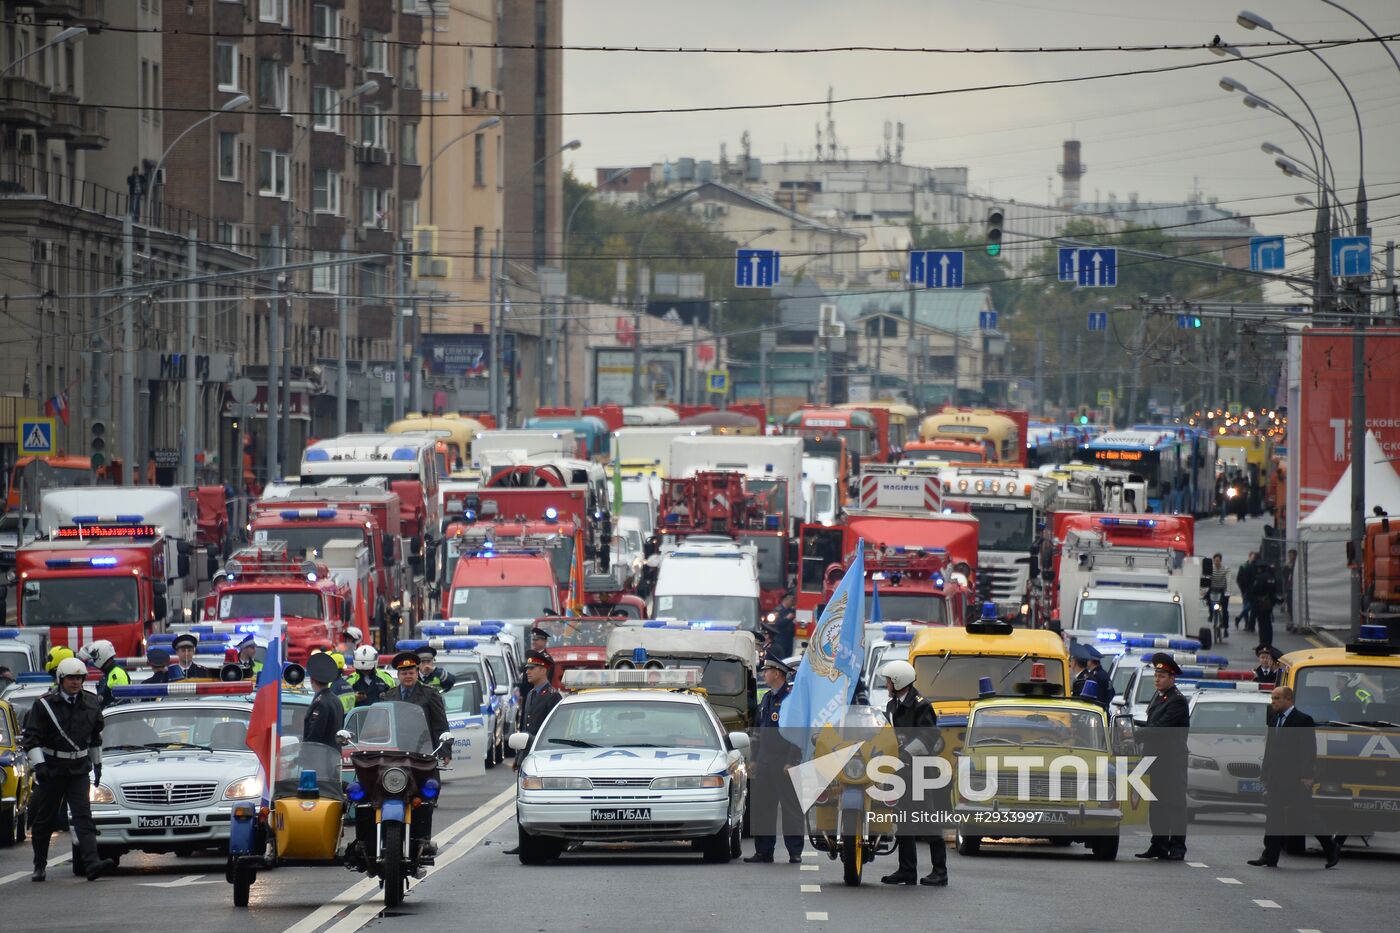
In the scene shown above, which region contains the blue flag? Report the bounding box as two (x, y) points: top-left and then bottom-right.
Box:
(780, 540), (865, 754)
(870, 580), (882, 624)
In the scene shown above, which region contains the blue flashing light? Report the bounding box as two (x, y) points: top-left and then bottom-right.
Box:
(881, 624), (909, 634)
(765, 515), (780, 530)
(884, 631), (913, 643)
(544, 507), (559, 523)
(346, 781), (366, 802)
(421, 778), (441, 800)
(422, 624), (502, 637)
(691, 622), (737, 631)
(977, 676), (995, 698)
(1121, 635), (1200, 651)
(70, 515), (99, 524)
(593, 510), (604, 522)
(90, 556), (118, 567)
(304, 449), (330, 462)
(1095, 629), (1123, 643)
(1358, 624), (1389, 643)
(0, 631), (20, 639)
(1096, 516), (1158, 528)
(932, 574), (945, 588)
(980, 602), (997, 620)
(665, 512), (680, 524)
(150, 633), (233, 644)
(17, 672), (52, 683)
(298, 770), (319, 793)
(396, 638), (478, 651)
(463, 509), (477, 523)
(115, 515), (143, 524)
(1080, 679), (1101, 701)
(391, 447), (417, 461)
(632, 647), (649, 665)
(642, 621), (666, 628)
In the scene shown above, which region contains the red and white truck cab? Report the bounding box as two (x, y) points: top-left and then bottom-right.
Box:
(200, 544), (348, 663)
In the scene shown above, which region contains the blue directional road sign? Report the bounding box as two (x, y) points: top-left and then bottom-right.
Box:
(735, 249), (780, 288)
(1076, 248), (1117, 288)
(924, 250), (964, 289)
(19, 417), (55, 457)
(1330, 235), (1371, 279)
(1087, 311), (1108, 332)
(908, 250), (928, 285)
(978, 310), (998, 330)
(1058, 248), (1079, 282)
(1249, 235), (1286, 272)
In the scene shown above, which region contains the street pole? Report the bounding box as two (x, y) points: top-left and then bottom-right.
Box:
(1349, 193), (1369, 638)
(336, 230), (349, 435)
(266, 290), (281, 484)
(410, 296), (422, 414)
(631, 258), (644, 407)
(488, 248), (499, 426)
(120, 217), (135, 485)
(1034, 328), (1044, 418)
(183, 230), (198, 486)
(1074, 335), (1082, 415)
(280, 280), (291, 470)
(690, 314), (700, 405)
(715, 301), (726, 410)
(393, 240), (406, 422)
(1126, 312), (1145, 427)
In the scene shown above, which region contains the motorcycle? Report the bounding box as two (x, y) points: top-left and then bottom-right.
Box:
(805, 706), (903, 886)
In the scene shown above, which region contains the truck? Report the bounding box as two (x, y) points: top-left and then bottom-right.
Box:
(444, 548), (562, 624)
(199, 543), (349, 662)
(818, 543), (971, 632)
(470, 429), (578, 472)
(650, 538), (761, 632)
(613, 425), (713, 479)
(668, 435), (805, 532)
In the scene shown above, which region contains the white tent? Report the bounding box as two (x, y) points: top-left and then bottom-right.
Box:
(1299, 432), (1400, 631)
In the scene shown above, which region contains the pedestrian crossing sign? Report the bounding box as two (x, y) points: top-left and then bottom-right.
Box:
(19, 417), (56, 456)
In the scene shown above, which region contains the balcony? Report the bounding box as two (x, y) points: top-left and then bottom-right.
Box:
(30, 0), (105, 24)
(0, 76), (53, 128)
(37, 95), (106, 149)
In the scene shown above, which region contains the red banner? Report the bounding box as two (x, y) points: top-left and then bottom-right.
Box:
(1298, 328), (1400, 517)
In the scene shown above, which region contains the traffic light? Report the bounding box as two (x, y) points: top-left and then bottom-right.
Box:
(1078, 407), (1091, 425)
(89, 420), (107, 469)
(985, 208), (1004, 257)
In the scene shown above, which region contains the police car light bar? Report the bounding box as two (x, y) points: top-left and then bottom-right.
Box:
(110, 682), (255, 699)
(45, 556), (122, 569)
(640, 620), (738, 631)
(420, 624), (504, 637)
(1121, 635), (1204, 651)
(562, 668), (702, 689)
(883, 631), (914, 643)
(278, 508), (339, 520)
(1096, 516), (1158, 528)
(0, 630), (23, 639)
(1178, 667), (1253, 681)
(397, 638), (479, 652)
(149, 633), (235, 645)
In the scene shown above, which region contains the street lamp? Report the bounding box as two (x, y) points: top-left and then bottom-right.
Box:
(154, 94), (251, 200)
(418, 115), (503, 204)
(533, 138), (581, 169)
(1, 26), (85, 77)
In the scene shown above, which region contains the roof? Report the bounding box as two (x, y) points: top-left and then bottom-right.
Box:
(1072, 198), (1258, 239)
(1085, 429), (1178, 449)
(910, 626), (1069, 659)
(1280, 646), (1400, 669)
(776, 283), (993, 336)
(558, 688), (706, 706)
(652, 180), (860, 238)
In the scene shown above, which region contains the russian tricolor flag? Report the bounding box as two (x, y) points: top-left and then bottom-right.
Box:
(244, 598), (284, 801)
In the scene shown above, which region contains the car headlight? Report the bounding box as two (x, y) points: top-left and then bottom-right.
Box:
(841, 755), (867, 782)
(650, 775), (725, 790)
(1188, 755), (1218, 771)
(90, 783), (115, 805)
(223, 775), (264, 800)
(382, 767), (409, 794)
(520, 775), (592, 790)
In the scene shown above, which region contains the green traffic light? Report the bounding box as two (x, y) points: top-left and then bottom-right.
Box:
(986, 243), (1001, 257)
(1078, 415), (1089, 425)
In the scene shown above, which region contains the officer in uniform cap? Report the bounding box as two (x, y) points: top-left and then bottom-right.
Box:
(417, 645), (457, 693)
(1070, 643), (1091, 695)
(302, 651), (346, 746)
(1253, 644), (1283, 684)
(172, 633), (216, 680)
(745, 657), (803, 863)
(144, 647), (184, 684)
(387, 650), (450, 859)
(1070, 644), (1112, 708)
(516, 629), (551, 727)
(235, 634), (258, 679)
(1136, 652), (1190, 861)
(516, 650), (560, 751)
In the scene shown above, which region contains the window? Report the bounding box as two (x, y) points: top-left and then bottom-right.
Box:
(312, 251), (339, 294)
(215, 222), (236, 248)
(361, 30), (389, 74)
(400, 200), (418, 235)
(152, 63), (161, 126)
(473, 133), (485, 186)
(218, 132), (238, 180)
(311, 4), (341, 51)
(259, 0), (289, 26)
(257, 59), (288, 111)
(312, 169), (341, 215)
(360, 187), (388, 228)
(472, 226), (484, 279)
(257, 149), (289, 199)
(312, 86), (340, 131)
(400, 122), (418, 164)
(359, 105), (386, 149)
(211, 41), (236, 90)
(400, 47), (418, 89)
(140, 60), (150, 124)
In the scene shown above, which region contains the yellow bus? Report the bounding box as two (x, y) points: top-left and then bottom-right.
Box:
(387, 414), (487, 475)
(919, 408), (1022, 465)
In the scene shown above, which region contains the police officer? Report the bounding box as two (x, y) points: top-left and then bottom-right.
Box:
(21, 657), (115, 881)
(339, 625), (365, 656)
(1070, 645), (1090, 695)
(1136, 652), (1190, 861)
(879, 659), (947, 887)
(390, 651), (451, 759)
(516, 628), (550, 727)
(745, 657), (803, 864)
(517, 651), (561, 747)
(43, 646), (74, 680)
(172, 633), (217, 679)
(144, 647), (183, 684)
(323, 650), (356, 713)
(88, 640), (130, 708)
(1253, 644), (1282, 684)
(349, 644), (395, 707)
(417, 646), (457, 693)
(1071, 644), (1112, 709)
(302, 652), (346, 747)
(234, 634), (259, 679)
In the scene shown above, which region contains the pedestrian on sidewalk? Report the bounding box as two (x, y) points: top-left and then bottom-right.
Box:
(1251, 560), (1278, 648)
(1248, 686), (1340, 869)
(1236, 552), (1259, 631)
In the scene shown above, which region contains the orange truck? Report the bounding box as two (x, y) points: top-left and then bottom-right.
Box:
(199, 544), (350, 662)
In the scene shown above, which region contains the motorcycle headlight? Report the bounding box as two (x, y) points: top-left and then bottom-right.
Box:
(90, 783), (115, 805)
(841, 755), (867, 782)
(650, 775), (725, 790)
(1188, 755), (1218, 771)
(382, 767), (410, 794)
(223, 775), (264, 800)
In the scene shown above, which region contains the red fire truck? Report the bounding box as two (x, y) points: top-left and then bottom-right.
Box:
(819, 542), (972, 629)
(199, 544), (349, 662)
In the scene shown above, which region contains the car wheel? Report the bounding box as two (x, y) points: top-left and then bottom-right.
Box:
(700, 825), (732, 863)
(956, 832), (981, 856)
(729, 821), (743, 860)
(517, 826), (561, 865)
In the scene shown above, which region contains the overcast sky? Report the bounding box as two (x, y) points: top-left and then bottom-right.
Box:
(562, 0), (1400, 247)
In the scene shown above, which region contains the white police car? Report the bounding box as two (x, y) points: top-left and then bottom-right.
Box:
(509, 668), (750, 864)
(90, 688), (265, 862)
(1186, 687), (1272, 819)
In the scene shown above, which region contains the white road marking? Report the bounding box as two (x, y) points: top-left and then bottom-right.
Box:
(137, 874), (221, 888)
(802, 851), (819, 859)
(1254, 899), (1282, 909)
(1297, 928), (1322, 932)
(1218, 877), (1243, 885)
(1187, 861), (1209, 868)
(806, 912), (828, 921)
(282, 785), (516, 933)
(0, 851), (72, 887)
(800, 864), (819, 871)
(800, 884), (821, 892)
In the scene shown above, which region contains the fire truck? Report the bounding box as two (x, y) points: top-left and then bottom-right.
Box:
(818, 541), (972, 631)
(198, 543), (349, 662)
(655, 470), (792, 612)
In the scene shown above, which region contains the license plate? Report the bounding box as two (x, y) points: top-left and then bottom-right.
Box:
(1237, 780), (1263, 794)
(137, 813), (202, 829)
(589, 808), (652, 822)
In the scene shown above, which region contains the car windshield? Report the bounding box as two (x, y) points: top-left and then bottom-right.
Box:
(812, 484), (834, 517)
(621, 501), (652, 530)
(1075, 597), (1183, 636)
(534, 700), (722, 750)
(1192, 701), (1267, 733)
(913, 654), (1066, 701)
(1294, 665), (1400, 726)
(274, 742), (343, 800)
(866, 643), (910, 678)
(219, 590), (323, 620)
(254, 527), (364, 559)
(655, 594), (758, 631)
(451, 586), (555, 620)
(968, 505), (1034, 552)
(22, 577), (139, 625)
(738, 535), (787, 588)
(342, 700), (432, 753)
(536, 620), (617, 647)
(482, 653), (510, 684)
(0, 647), (33, 674)
(872, 593), (946, 624)
(967, 705), (1107, 751)
(104, 706), (253, 750)
(1111, 661), (1139, 695)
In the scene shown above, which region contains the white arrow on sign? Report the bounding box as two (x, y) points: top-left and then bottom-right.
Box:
(749, 254), (761, 285)
(1091, 251), (1103, 285)
(138, 875), (221, 888)
(938, 253), (950, 286)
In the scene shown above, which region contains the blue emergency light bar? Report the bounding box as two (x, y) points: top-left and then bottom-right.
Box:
(1358, 624), (1389, 643)
(396, 638), (479, 651)
(421, 624), (503, 637)
(279, 508), (338, 520)
(391, 448), (416, 461)
(45, 556), (122, 569)
(642, 620), (737, 631)
(17, 672), (52, 683)
(883, 632), (914, 643)
(1095, 629), (1122, 642)
(149, 633), (234, 645)
(70, 514), (144, 525)
(1121, 635), (1202, 651)
(1096, 517), (1157, 528)
(0, 630), (22, 639)
(110, 682), (255, 699)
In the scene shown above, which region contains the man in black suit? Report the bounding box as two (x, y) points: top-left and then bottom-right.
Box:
(1248, 686), (1340, 869)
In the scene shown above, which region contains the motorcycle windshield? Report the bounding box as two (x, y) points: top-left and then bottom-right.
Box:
(275, 742), (345, 801)
(343, 701), (433, 756)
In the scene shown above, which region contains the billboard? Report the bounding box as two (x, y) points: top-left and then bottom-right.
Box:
(422, 333), (489, 377)
(1298, 328), (1400, 517)
(592, 348), (685, 406)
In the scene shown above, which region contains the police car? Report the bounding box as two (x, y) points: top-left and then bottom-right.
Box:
(1112, 651), (1234, 726)
(90, 683), (266, 862)
(1186, 684), (1272, 819)
(399, 635), (512, 766)
(509, 668), (750, 864)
